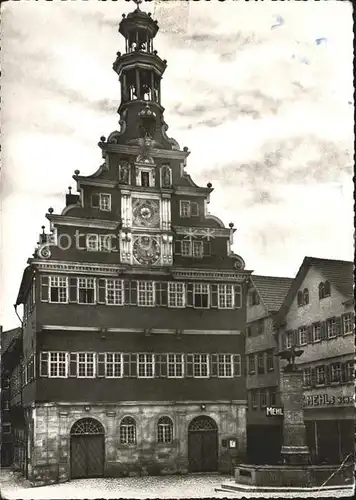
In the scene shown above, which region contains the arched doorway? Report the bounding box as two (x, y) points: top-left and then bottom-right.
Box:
(70, 418), (105, 479)
(188, 416), (218, 472)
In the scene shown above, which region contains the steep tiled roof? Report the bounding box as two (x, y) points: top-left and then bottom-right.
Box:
(276, 256), (354, 326)
(251, 275), (294, 313)
(305, 257), (353, 298)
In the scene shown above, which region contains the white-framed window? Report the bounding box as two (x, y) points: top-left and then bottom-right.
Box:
(330, 362), (341, 383)
(286, 331), (293, 349)
(137, 281), (155, 307)
(218, 284), (234, 309)
(217, 354), (233, 377)
(104, 353), (122, 378)
(77, 278), (96, 304)
(180, 240), (203, 258)
(248, 354), (256, 374)
(343, 314), (353, 335)
(190, 283), (210, 308)
(99, 193), (111, 211)
(327, 318), (337, 338)
(167, 354), (184, 378)
(168, 282), (185, 308)
(266, 350), (274, 371)
(120, 417), (136, 445)
(86, 234), (112, 252)
(299, 326), (308, 346)
(2, 423), (11, 434)
(77, 353), (96, 378)
(49, 276), (68, 303)
(136, 167), (155, 187)
(157, 417), (173, 443)
(179, 200), (199, 218)
(303, 367), (312, 386)
(49, 352), (67, 378)
(312, 322), (321, 342)
(137, 353), (155, 378)
(259, 388), (267, 408)
(193, 354), (209, 378)
(91, 193), (112, 211)
(106, 279), (124, 305)
(316, 365), (325, 385)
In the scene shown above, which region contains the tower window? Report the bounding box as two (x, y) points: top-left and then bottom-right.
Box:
(141, 171), (150, 187)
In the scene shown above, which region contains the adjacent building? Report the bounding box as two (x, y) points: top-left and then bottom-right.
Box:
(245, 275), (293, 464)
(10, 4), (250, 486)
(276, 257), (354, 464)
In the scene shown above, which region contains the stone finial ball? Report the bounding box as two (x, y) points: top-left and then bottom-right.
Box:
(207, 182), (212, 188)
(74, 170), (80, 176)
(183, 146), (189, 152)
(48, 207), (54, 214)
(100, 136), (106, 142)
(122, 14), (126, 18)
(229, 222), (234, 228)
(153, 50), (158, 55)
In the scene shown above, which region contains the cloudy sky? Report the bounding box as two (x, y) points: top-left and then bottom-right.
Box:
(0, 0), (354, 330)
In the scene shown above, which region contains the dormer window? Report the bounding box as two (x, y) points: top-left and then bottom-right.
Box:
(91, 193), (111, 212)
(175, 239), (210, 258)
(180, 200), (199, 218)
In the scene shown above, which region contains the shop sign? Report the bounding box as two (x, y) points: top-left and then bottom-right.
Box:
(266, 406), (284, 416)
(302, 392), (355, 408)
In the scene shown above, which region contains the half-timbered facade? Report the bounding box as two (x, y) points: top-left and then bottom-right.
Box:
(13, 4), (250, 486)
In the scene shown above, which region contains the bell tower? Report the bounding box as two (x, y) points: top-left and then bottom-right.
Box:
(112, 0), (170, 148)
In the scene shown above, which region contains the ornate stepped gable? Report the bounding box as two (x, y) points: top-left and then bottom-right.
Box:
(30, 4), (245, 274)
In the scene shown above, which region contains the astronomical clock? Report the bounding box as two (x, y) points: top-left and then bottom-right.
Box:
(132, 235), (161, 265)
(132, 198), (160, 228)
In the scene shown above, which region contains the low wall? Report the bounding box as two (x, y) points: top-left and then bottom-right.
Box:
(235, 464), (353, 487)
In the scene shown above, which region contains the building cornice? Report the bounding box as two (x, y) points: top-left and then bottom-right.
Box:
(171, 268), (250, 282)
(41, 325), (241, 335)
(98, 143), (190, 160)
(173, 226), (230, 237)
(175, 186), (213, 197)
(47, 400), (247, 407)
(46, 214), (119, 230)
(31, 260), (125, 276)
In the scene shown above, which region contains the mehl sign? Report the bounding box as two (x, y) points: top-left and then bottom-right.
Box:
(266, 406), (284, 416)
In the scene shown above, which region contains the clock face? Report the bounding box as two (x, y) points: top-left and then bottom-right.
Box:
(132, 198), (160, 228)
(133, 236), (161, 265)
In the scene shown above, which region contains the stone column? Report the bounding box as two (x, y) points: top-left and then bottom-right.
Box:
(280, 370), (311, 465)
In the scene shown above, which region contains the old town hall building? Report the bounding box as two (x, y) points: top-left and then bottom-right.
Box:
(10, 4), (250, 485)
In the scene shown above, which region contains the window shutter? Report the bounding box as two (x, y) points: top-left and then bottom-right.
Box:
(320, 321), (327, 340)
(233, 355), (241, 377)
(124, 280), (130, 305)
(186, 354), (193, 377)
(69, 353), (77, 377)
(130, 354), (137, 377)
(203, 241), (211, 256)
(123, 354), (130, 377)
(160, 354), (167, 377)
(98, 279), (106, 304)
(174, 240), (182, 255)
(191, 202), (199, 216)
(39, 352), (48, 377)
(325, 365), (331, 385)
(307, 325), (313, 343)
(311, 367), (317, 387)
(211, 285), (218, 308)
(341, 362), (347, 383)
(292, 329), (299, 347)
(130, 281), (137, 305)
(324, 281), (331, 296)
(40, 276), (49, 302)
(234, 285), (242, 309)
(97, 353), (106, 377)
(91, 193), (99, 208)
(155, 355), (161, 377)
(68, 277), (77, 303)
(340, 314), (345, 335)
(186, 283), (194, 307)
(335, 316), (342, 336)
(210, 354), (218, 377)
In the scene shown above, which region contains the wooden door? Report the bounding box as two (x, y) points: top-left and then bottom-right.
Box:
(188, 416), (218, 472)
(71, 435), (104, 478)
